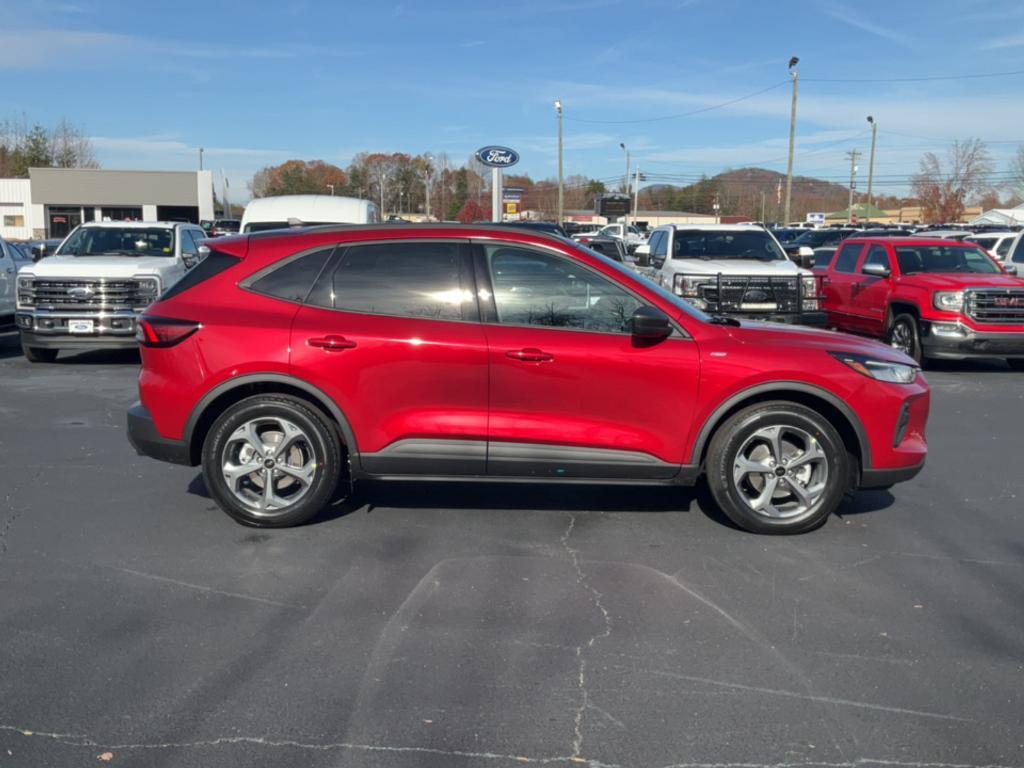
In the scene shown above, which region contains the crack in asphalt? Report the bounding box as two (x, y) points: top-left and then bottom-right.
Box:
(560, 513), (614, 761)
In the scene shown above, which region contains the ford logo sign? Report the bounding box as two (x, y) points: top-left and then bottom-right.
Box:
(68, 286), (96, 300)
(475, 146), (520, 168)
(743, 289), (769, 303)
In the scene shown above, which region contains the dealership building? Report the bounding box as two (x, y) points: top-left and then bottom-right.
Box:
(0, 168), (215, 240)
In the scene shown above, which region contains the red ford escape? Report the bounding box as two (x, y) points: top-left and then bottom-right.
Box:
(127, 225), (930, 534)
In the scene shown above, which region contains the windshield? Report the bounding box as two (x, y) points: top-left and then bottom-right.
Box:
(895, 245), (1000, 275)
(672, 230), (785, 261)
(57, 227), (175, 257)
(794, 230), (842, 247)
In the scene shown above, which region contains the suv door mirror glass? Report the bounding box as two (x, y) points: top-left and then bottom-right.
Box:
(862, 262), (891, 278)
(630, 306), (672, 340)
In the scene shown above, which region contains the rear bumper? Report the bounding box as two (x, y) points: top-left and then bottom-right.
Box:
(127, 402), (192, 466)
(921, 323), (1024, 359)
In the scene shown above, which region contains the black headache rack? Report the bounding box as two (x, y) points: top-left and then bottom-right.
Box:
(673, 272), (826, 326)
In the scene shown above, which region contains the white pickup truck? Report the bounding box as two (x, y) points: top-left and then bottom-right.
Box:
(643, 224), (826, 326)
(15, 220), (208, 362)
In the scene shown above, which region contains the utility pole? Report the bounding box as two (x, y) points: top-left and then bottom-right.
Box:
(555, 100), (564, 225)
(379, 171), (387, 217)
(783, 56), (799, 225)
(760, 190), (766, 224)
(846, 149), (862, 224)
(713, 193), (721, 224)
(424, 153), (433, 221)
(633, 167), (640, 228)
(620, 142), (630, 230)
(866, 116), (878, 221)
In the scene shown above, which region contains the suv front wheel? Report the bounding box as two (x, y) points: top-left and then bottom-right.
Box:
(22, 345), (59, 363)
(705, 402), (851, 534)
(202, 394), (343, 527)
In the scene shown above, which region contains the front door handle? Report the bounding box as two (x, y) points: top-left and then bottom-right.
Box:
(506, 348), (554, 363)
(307, 335), (357, 351)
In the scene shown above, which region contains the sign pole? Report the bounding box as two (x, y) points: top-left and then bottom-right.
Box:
(492, 167), (502, 222)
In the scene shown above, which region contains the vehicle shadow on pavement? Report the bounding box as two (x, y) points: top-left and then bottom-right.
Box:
(0, 331), (22, 358)
(925, 358), (1019, 374)
(55, 348), (141, 365)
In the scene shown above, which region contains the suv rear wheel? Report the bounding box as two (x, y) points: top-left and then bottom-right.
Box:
(706, 402), (850, 535)
(22, 345), (59, 363)
(202, 394), (342, 527)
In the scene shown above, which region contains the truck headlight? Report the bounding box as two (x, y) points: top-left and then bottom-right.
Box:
(801, 275), (820, 310)
(134, 276), (161, 307)
(17, 276), (34, 308)
(831, 352), (919, 384)
(673, 274), (713, 297)
(933, 291), (963, 312)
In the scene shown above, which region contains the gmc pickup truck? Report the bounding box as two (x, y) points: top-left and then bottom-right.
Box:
(818, 235), (1024, 369)
(15, 221), (208, 362)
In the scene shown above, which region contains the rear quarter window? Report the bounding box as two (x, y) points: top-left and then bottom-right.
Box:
(247, 247), (335, 303)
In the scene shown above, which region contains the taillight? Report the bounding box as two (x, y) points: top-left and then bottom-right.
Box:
(137, 316), (201, 347)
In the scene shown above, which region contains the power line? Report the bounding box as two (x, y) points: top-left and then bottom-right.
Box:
(802, 68), (1024, 83)
(563, 81), (788, 125)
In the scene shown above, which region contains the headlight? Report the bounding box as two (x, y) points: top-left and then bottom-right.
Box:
(16, 276), (34, 308)
(831, 352), (919, 384)
(801, 275), (818, 296)
(673, 274), (714, 297)
(933, 291), (963, 312)
(134, 276), (161, 307)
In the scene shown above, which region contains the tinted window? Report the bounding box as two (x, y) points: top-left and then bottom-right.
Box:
(1012, 236), (1024, 264)
(180, 230), (197, 255)
(650, 230), (667, 257)
(486, 245), (643, 334)
(250, 248), (334, 303)
(813, 248), (835, 268)
(895, 245), (1000, 274)
(325, 242), (473, 321)
(672, 230), (785, 261)
(833, 243), (864, 273)
(862, 245), (890, 273)
(996, 238), (1013, 258)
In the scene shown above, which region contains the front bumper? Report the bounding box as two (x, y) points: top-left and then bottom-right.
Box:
(127, 402), (192, 466)
(17, 311), (139, 350)
(861, 460), (925, 488)
(921, 322), (1024, 359)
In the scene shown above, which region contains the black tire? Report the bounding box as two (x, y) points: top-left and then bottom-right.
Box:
(22, 345), (59, 363)
(705, 401), (851, 535)
(887, 313), (924, 365)
(201, 394), (343, 528)
(1008, 359), (1024, 372)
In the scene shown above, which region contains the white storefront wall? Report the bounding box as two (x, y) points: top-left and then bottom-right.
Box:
(0, 179), (39, 240)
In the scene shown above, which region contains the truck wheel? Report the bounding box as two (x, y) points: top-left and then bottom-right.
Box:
(201, 394), (342, 528)
(887, 314), (923, 365)
(705, 402), (850, 535)
(22, 345), (59, 363)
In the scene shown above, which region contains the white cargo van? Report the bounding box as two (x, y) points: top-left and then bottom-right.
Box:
(240, 195), (380, 234)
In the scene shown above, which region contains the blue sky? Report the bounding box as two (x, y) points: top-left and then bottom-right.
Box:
(1, 0), (1022, 201)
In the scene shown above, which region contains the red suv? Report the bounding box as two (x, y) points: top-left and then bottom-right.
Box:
(127, 225), (930, 534)
(819, 236), (1024, 367)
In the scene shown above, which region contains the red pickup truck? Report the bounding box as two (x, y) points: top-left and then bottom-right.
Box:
(817, 236), (1024, 368)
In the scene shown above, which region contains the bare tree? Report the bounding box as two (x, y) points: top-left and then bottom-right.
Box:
(1011, 144), (1024, 199)
(50, 119), (99, 169)
(911, 139), (993, 223)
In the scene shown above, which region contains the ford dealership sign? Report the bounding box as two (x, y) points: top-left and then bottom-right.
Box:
(475, 146), (520, 168)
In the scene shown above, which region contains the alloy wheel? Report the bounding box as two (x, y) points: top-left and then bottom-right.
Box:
(732, 425), (829, 520)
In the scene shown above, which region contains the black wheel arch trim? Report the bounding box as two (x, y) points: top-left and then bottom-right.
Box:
(184, 373), (360, 468)
(690, 381), (872, 470)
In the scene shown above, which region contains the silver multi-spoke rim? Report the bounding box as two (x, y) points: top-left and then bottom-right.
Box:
(732, 425), (829, 520)
(890, 322), (913, 355)
(221, 417), (317, 517)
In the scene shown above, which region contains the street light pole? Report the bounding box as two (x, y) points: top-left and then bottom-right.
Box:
(620, 142), (630, 231)
(555, 100), (564, 226)
(846, 149), (862, 224)
(866, 116), (877, 221)
(424, 153), (433, 221)
(783, 56), (799, 225)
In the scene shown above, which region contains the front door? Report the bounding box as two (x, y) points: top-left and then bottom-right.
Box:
(848, 243), (893, 336)
(289, 239), (490, 475)
(476, 241), (700, 478)
(48, 208), (81, 238)
(824, 241), (866, 331)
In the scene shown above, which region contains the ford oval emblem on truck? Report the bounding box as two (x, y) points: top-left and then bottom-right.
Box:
(475, 146), (520, 168)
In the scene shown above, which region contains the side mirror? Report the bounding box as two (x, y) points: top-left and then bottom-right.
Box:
(1004, 264), (1018, 276)
(635, 244), (650, 257)
(197, 244), (211, 261)
(797, 246), (815, 268)
(630, 306), (672, 340)
(862, 262), (891, 278)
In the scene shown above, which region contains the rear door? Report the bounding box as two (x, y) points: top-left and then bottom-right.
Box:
(476, 240), (699, 478)
(847, 242), (893, 336)
(288, 239), (490, 475)
(824, 241), (866, 330)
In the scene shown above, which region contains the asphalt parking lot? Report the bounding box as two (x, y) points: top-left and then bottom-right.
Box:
(1, 330), (1022, 768)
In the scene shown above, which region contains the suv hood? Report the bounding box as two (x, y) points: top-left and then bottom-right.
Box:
(897, 273), (1024, 291)
(22, 254), (177, 278)
(671, 258), (808, 276)
(728, 320), (914, 364)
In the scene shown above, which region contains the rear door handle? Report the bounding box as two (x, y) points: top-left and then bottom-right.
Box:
(506, 348), (554, 363)
(307, 335), (357, 351)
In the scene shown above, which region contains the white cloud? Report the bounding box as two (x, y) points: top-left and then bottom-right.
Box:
(824, 2), (907, 45)
(983, 33), (1024, 49)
